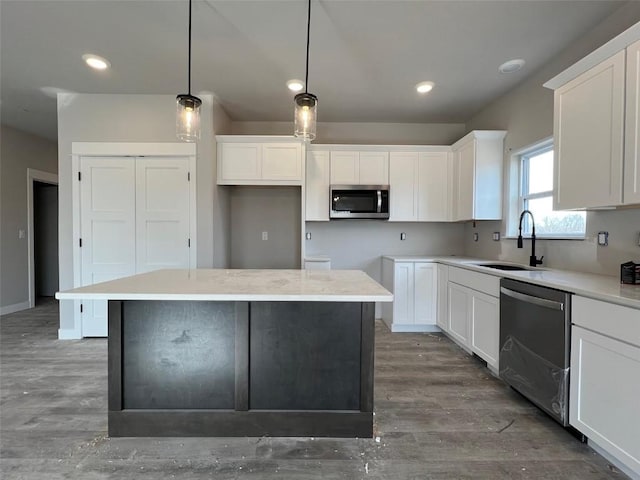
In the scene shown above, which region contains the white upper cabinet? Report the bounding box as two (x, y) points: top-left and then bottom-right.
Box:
(553, 51), (625, 209)
(330, 150), (389, 185)
(389, 152), (418, 221)
(389, 149), (450, 222)
(305, 150), (330, 221)
(451, 131), (506, 221)
(546, 24), (640, 209)
(625, 39), (640, 205)
(217, 136), (303, 185)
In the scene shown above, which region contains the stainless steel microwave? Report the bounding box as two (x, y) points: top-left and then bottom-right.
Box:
(330, 185), (390, 219)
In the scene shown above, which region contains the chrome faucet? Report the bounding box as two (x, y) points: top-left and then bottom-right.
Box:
(517, 210), (544, 267)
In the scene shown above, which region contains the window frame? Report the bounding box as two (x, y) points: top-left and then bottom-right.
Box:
(507, 138), (586, 240)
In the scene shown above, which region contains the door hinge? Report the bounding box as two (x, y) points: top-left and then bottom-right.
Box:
(188, 238), (191, 248)
(78, 172), (81, 181)
(80, 304), (83, 313)
(79, 238), (82, 247)
(188, 172), (191, 182)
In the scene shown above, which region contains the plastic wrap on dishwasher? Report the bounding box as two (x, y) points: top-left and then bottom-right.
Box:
(499, 335), (569, 423)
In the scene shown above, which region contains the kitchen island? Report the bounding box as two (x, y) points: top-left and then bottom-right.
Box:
(56, 269), (392, 438)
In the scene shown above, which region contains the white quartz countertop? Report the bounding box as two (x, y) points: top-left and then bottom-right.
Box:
(55, 269), (393, 302)
(383, 255), (640, 310)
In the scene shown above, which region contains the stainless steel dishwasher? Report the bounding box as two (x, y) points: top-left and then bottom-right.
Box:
(499, 278), (572, 426)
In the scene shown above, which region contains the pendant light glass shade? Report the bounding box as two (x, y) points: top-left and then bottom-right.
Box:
(176, 0), (202, 142)
(176, 94), (202, 141)
(294, 0), (317, 142)
(294, 92), (317, 141)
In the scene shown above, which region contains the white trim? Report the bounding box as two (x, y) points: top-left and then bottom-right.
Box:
(71, 142), (196, 157)
(26, 168), (58, 309)
(0, 301), (31, 316)
(387, 323), (442, 333)
(544, 21), (640, 90)
(57, 327), (82, 340)
(588, 438), (640, 480)
(307, 144), (451, 153)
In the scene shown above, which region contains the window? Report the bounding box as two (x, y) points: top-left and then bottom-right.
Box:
(516, 140), (585, 237)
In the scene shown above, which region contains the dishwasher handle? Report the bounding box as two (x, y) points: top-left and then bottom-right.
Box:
(500, 286), (565, 311)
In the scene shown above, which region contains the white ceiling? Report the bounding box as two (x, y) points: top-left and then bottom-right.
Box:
(0, 0), (628, 141)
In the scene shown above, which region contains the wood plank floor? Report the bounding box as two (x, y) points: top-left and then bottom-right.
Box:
(1, 300), (628, 479)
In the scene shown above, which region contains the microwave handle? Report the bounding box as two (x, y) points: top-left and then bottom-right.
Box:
(377, 190), (382, 213)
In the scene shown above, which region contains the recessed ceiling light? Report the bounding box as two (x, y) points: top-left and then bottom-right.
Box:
(287, 79), (304, 92)
(498, 59), (525, 74)
(82, 54), (110, 71)
(416, 81), (434, 94)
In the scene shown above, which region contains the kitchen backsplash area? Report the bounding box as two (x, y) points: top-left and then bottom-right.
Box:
(464, 208), (640, 276)
(305, 221), (466, 283)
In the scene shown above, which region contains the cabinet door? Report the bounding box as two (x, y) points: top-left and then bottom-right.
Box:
(455, 139), (475, 221)
(393, 262), (415, 324)
(448, 282), (470, 348)
(219, 143), (261, 182)
(414, 263), (437, 326)
(330, 151), (359, 184)
(262, 143), (302, 181)
(625, 39), (640, 205)
(135, 157), (191, 274)
(436, 264), (449, 331)
(554, 50), (625, 209)
(359, 152), (389, 185)
(417, 151), (449, 221)
(470, 290), (499, 370)
(389, 152), (418, 221)
(305, 151), (330, 221)
(570, 326), (640, 472)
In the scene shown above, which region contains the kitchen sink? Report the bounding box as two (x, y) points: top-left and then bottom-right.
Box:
(475, 263), (537, 271)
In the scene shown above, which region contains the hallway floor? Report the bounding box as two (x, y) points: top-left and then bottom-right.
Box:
(0, 301), (627, 479)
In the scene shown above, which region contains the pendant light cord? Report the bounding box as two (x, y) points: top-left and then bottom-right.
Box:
(188, 0), (193, 95)
(304, 0), (311, 93)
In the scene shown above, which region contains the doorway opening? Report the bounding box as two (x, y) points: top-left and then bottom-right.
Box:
(27, 169), (58, 308)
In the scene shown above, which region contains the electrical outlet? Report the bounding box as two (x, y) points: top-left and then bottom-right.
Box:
(400, 232), (406, 241)
(261, 231), (268, 241)
(597, 231), (608, 246)
(473, 232), (479, 242)
(492, 232), (501, 241)
(18, 229), (25, 239)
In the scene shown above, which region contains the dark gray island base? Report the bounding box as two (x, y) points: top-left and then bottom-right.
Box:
(107, 300), (375, 437)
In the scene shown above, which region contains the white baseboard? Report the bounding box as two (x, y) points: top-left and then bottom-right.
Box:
(58, 328), (82, 340)
(390, 323), (442, 333)
(0, 301), (30, 316)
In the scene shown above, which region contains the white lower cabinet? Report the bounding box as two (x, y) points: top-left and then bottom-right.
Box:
(570, 296), (640, 478)
(436, 264), (449, 331)
(446, 267), (500, 371)
(381, 258), (437, 332)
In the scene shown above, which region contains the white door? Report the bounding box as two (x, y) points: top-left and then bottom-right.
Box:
(262, 143), (302, 181)
(135, 157), (191, 273)
(80, 157), (136, 337)
(358, 151), (389, 185)
(393, 262), (414, 324)
(389, 152), (418, 221)
(330, 151), (359, 184)
(470, 290), (499, 370)
(417, 151), (449, 221)
(625, 39), (640, 205)
(448, 282), (470, 348)
(414, 263), (437, 326)
(455, 140), (475, 221)
(305, 150), (330, 221)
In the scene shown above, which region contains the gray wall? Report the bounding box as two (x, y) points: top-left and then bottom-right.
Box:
(57, 93), (231, 331)
(464, 2), (640, 276)
(231, 121), (466, 145)
(305, 222), (466, 284)
(34, 182), (59, 297)
(229, 186), (301, 269)
(0, 125), (58, 311)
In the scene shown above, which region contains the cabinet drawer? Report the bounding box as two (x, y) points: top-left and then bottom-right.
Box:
(448, 266), (500, 297)
(572, 296), (640, 347)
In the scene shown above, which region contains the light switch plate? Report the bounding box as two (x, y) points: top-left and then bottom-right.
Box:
(597, 231), (608, 246)
(473, 233), (479, 242)
(400, 232), (406, 241)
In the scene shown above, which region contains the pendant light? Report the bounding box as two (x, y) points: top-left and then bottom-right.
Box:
(176, 0), (202, 142)
(294, 0), (317, 141)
